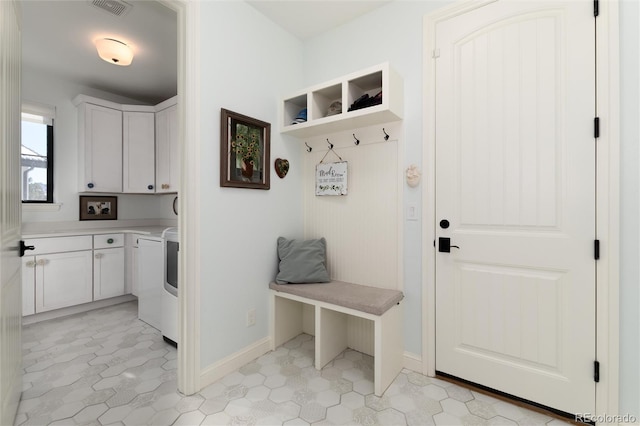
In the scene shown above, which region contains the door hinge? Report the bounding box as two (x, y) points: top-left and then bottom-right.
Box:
(594, 0), (599, 17)
(594, 239), (600, 260)
(432, 49), (441, 59)
(594, 117), (600, 138)
(594, 360), (600, 382)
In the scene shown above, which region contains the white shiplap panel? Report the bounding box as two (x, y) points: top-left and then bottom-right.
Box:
(302, 123), (402, 290)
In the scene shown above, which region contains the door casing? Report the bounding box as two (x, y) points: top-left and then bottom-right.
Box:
(422, 0), (620, 416)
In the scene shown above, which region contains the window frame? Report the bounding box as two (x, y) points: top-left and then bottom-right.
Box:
(21, 116), (54, 204)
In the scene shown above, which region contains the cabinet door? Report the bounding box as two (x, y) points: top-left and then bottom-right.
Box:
(94, 247), (125, 300)
(123, 111), (156, 193)
(80, 103), (122, 192)
(137, 238), (164, 330)
(35, 251), (93, 313)
(22, 258), (36, 316)
(155, 104), (178, 193)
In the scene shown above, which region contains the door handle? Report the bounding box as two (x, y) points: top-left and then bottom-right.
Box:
(20, 241), (35, 257)
(438, 237), (460, 253)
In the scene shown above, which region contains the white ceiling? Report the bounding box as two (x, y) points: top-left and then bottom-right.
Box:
(246, 1), (391, 40)
(21, 1), (389, 105)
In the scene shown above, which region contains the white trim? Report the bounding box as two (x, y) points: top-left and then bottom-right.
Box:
(200, 337), (271, 389)
(422, 0), (620, 418)
(403, 351), (423, 373)
(22, 203), (62, 213)
(595, 0), (620, 419)
(160, 0), (201, 396)
(22, 295), (135, 326)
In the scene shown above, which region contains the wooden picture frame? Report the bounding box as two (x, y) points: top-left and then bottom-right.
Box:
(79, 195), (118, 221)
(220, 108), (271, 190)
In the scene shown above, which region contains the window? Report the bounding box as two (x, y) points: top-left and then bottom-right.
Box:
(21, 104), (54, 203)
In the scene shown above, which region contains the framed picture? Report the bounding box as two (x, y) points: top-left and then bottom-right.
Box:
(79, 195), (118, 221)
(220, 108), (271, 190)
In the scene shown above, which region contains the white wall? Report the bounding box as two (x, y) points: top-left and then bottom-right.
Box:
(302, 0), (448, 356)
(303, 0), (640, 415)
(21, 67), (176, 223)
(619, 0), (640, 417)
(196, 1), (304, 368)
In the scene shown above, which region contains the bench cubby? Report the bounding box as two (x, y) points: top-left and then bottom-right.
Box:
(269, 281), (404, 396)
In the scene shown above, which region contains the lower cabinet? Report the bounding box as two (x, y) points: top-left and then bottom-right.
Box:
(23, 250), (94, 314)
(94, 247), (125, 300)
(93, 234), (125, 300)
(137, 237), (164, 330)
(22, 233), (126, 316)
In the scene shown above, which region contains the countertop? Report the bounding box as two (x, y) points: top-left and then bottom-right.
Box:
(22, 226), (172, 239)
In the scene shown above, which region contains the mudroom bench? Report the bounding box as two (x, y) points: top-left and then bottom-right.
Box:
(269, 280), (404, 396)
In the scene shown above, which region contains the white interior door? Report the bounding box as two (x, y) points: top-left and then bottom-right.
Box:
(434, 0), (596, 415)
(0, 1), (23, 424)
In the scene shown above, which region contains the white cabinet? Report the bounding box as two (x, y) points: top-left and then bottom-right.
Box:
(93, 234), (125, 300)
(155, 97), (178, 193)
(74, 94), (179, 194)
(281, 62), (403, 138)
(76, 100), (123, 192)
(126, 233), (140, 296)
(123, 111), (156, 193)
(23, 236), (94, 314)
(137, 237), (164, 330)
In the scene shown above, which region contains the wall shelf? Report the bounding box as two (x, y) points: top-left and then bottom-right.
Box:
(281, 62), (403, 138)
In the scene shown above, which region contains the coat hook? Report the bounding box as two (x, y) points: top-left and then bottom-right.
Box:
(327, 139), (333, 150)
(353, 133), (360, 146)
(382, 128), (390, 141)
(305, 142), (312, 152)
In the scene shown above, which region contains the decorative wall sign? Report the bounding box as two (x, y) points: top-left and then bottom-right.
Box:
(275, 158), (289, 178)
(220, 108), (271, 190)
(79, 195), (118, 221)
(316, 161), (348, 196)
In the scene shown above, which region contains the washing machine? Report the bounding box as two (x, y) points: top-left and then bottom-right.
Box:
(162, 227), (179, 346)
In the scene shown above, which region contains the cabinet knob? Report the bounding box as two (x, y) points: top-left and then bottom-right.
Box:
(36, 259), (48, 266)
(25, 261), (36, 268)
(107, 238), (114, 244)
(87, 183), (95, 189)
(147, 185), (154, 190)
(95, 253), (104, 259)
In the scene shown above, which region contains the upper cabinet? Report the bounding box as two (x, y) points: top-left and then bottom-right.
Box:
(123, 109), (156, 193)
(73, 94), (179, 194)
(155, 97), (179, 193)
(76, 100), (123, 193)
(281, 62), (403, 138)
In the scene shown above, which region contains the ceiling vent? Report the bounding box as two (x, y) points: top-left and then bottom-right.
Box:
(91, 0), (132, 17)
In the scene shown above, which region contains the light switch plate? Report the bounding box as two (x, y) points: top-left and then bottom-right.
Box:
(407, 203), (418, 221)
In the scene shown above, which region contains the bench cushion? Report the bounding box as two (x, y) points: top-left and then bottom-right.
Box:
(269, 280), (404, 316)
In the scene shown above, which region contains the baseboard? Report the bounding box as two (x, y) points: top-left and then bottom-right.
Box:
(403, 351), (423, 373)
(200, 336), (272, 389)
(22, 295), (137, 325)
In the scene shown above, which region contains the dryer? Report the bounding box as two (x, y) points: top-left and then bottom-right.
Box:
(162, 227), (179, 345)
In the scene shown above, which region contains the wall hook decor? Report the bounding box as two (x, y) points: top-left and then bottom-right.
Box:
(406, 164), (421, 187)
(353, 133), (360, 146)
(326, 139), (333, 150)
(305, 142), (312, 152)
(382, 128), (390, 141)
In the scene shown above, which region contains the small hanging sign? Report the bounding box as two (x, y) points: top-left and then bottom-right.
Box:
(316, 161), (348, 196)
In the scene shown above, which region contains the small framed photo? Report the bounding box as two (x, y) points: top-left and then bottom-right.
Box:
(79, 196), (118, 221)
(220, 108), (271, 190)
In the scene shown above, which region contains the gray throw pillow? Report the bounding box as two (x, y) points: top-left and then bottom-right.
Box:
(276, 237), (330, 284)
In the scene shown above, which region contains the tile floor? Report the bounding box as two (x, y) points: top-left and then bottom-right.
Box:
(16, 301), (573, 426)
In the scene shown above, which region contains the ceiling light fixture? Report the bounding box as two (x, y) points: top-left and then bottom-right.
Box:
(95, 38), (133, 66)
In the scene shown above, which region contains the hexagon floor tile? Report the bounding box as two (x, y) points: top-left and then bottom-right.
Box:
(16, 301), (573, 425)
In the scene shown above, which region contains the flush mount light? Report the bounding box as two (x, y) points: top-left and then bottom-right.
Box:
(95, 38), (133, 66)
